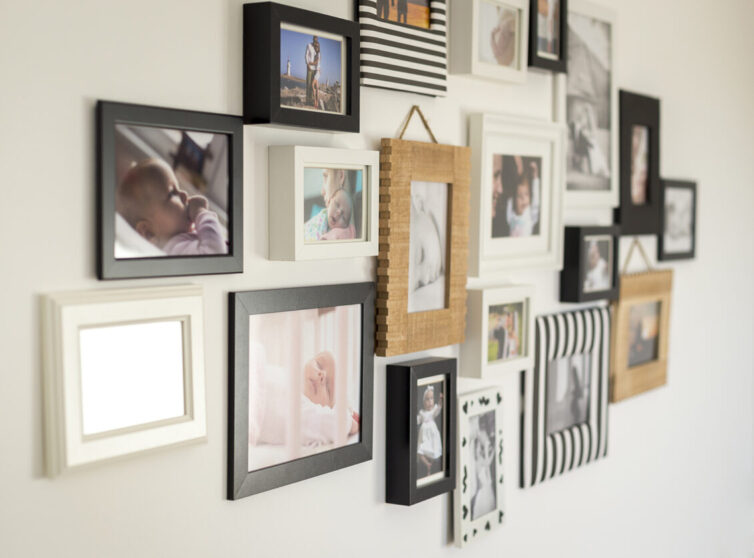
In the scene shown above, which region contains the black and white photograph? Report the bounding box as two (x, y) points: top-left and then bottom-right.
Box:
(487, 302), (524, 362)
(416, 376), (446, 487)
(536, 0), (561, 59)
(408, 181), (449, 313)
(491, 154), (542, 238)
(303, 166), (365, 243)
(478, 0), (521, 69)
(662, 183), (695, 256)
(582, 235), (613, 293)
(469, 409), (498, 521)
(628, 301), (661, 368)
(546, 352), (591, 435)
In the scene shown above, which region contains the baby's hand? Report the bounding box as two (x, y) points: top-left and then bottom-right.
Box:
(187, 196), (209, 221)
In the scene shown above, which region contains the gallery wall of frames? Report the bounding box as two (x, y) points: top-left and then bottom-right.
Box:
(4, 0), (753, 556)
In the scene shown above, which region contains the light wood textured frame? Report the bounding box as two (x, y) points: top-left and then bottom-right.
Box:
(376, 138), (471, 356)
(610, 270), (672, 402)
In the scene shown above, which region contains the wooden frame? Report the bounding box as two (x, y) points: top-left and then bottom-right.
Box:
(385, 358), (457, 506)
(449, 0), (530, 84)
(658, 179), (697, 261)
(453, 385), (505, 547)
(267, 146), (379, 260)
(42, 285), (207, 476)
(560, 225), (620, 303)
(460, 285), (535, 378)
(528, 0), (567, 73)
(610, 270), (672, 402)
(376, 138), (471, 357)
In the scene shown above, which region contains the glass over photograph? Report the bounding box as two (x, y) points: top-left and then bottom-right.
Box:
(247, 305), (362, 472)
(113, 124), (230, 259)
(546, 353), (591, 434)
(491, 154), (542, 238)
(416, 375), (446, 487)
(375, 0), (430, 29)
(303, 166), (365, 243)
(280, 24), (345, 115)
(478, 0), (521, 69)
(537, 0), (561, 59)
(663, 187), (693, 254)
(582, 235), (613, 293)
(631, 125), (650, 205)
(487, 302), (524, 362)
(628, 301), (660, 368)
(469, 410), (497, 521)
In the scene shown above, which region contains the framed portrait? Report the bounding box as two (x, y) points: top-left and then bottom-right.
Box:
(376, 138), (471, 356)
(468, 113), (564, 276)
(268, 146), (379, 260)
(557, 0), (618, 208)
(521, 307), (610, 488)
(449, 0), (530, 84)
(610, 270), (672, 402)
(228, 283), (374, 499)
(460, 285), (535, 378)
(616, 90), (661, 235)
(560, 225), (620, 302)
(243, 2), (360, 132)
(528, 0), (567, 72)
(97, 101), (243, 279)
(356, 0), (448, 97)
(42, 285), (207, 476)
(659, 180), (696, 261)
(386, 358), (457, 506)
(453, 386), (504, 547)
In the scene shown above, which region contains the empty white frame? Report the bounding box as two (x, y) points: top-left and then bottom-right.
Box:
(468, 113), (564, 275)
(268, 146), (379, 260)
(461, 285), (535, 378)
(42, 285), (206, 476)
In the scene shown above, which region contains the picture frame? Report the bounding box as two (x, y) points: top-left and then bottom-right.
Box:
(528, 0), (567, 73)
(521, 307), (609, 488)
(658, 179), (696, 261)
(228, 282), (375, 499)
(560, 225), (620, 303)
(386, 357), (457, 506)
(97, 101), (243, 280)
(42, 285), (207, 476)
(376, 137), (471, 357)
(355, 0), (448, 97)
(243, 2), (360, 133)
(267, 146), (379, 260)
(460, 285), (535, 378)
(468, 112), (564, 276)
(453, 385), (504, 547)
(610, 270), (672, 402)
(615, 90), (661, 235)
(449, 0), (530, 84)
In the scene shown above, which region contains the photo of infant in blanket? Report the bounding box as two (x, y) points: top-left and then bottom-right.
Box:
(303, 166), (364, 243)
(113, 124), (230, 259)
(247, 304), (362, 472)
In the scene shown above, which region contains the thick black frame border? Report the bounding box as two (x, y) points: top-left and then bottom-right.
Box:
(560, 225), (620, 303)
(96, 101), (243, 280)
(386, 357), (457, 506)
(228, 282), (375, 500)
(615, 90), (661, 235)
(528, 0), (568, 73)
(243, 2), (360, 133)
(658, 179), (697, 261)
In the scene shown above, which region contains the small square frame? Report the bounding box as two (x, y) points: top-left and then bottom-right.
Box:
(560, 225), (620, 302)
(658, 179), (697, 261)
(528, 0), (568, 73)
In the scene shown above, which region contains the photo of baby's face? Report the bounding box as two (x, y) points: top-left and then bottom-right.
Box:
(327, 188), (352, 230)
(302, 166), (365, 244)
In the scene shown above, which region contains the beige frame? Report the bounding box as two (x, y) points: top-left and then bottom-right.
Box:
(376, 138), (471, 356)
(610, 270), (673, 402)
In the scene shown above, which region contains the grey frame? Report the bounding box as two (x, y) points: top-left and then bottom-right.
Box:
(228, 282), (375, 500)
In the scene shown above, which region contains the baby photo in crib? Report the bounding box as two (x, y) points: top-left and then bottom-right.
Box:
(469, 410), (497, 521)
(582, 235), (613, 293)
(246, 304), (362, 472)
(113, 124), (231, 259)
(491, 154), (542, 238)
(303, 166), (365, 243)
(416, 376), (446, 487)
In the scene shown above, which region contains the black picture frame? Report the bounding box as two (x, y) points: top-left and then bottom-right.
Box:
(243, 2), (360, 133)
(386, 357), (457, 506)
(658, 179), (697, 261)
(228, 282), (375, 500)
(528, 0), (568, 73)
(615, 90), (661, 235)
(560, 225), (620, 303)
(97, 101), (243, 280)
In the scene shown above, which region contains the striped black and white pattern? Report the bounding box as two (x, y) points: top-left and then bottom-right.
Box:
(357, 0), (447, 97)
(520, 307), (610, 488)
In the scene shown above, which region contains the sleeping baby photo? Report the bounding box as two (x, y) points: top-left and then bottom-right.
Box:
(246, 304), (362, 472)
(113, 124), (231, 259)
(303, 166), (364, 243)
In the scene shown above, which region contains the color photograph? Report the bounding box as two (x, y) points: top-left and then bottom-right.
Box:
(469, 410), (497, 521)
(478, 0), (521, 68)
(537, 0), (561, 59)
(663, 186), (694, 254)
(631, 125), (649, 205)
(487, 302), (524, 362)
(416, 375), (446, 487)
(628, 301), (661, 367)
(582, 235), (613, 293)
(375, 0), (431, 29)
(491, 154), (542, 238)
(546, 352), (591, 434)
(303, 166), (365, 243)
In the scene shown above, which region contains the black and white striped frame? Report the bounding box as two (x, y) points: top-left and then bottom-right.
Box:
(520, 307), (609, 488)
(356, 0), (448, 97)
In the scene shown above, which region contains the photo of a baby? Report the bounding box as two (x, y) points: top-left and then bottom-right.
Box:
(628, 301), (661, 368)
(469, 410), (497, 521)
(113, 124), (230, 259)
(408, 181), (449, 313)
(247, 304), (362, 472)
(303, 167), (364, 243)
(546, 352), (591, 435)
(630, 125), (650, 205)
(582, 235), (613, 293)
(487, 302), (524, 363)
(491, 154), (542, 238)
(478, 0), (520, 68)
(416, 376), (445, 487)
(537, 0), (561, 60)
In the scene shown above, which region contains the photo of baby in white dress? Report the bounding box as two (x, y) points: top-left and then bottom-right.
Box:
(416, 377), (445, 487)
(469, 410), (497, 521)
(582, 235), (613, 293)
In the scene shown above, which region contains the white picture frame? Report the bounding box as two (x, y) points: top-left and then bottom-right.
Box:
(468, 112), (565, 276)
(454, 385), (505, 547)
(268, 146), (379, 260)
(450, 0), (530, 84)
(555, 0), (619, 208)
(460, 285), (535, 378)
(42, 285), (207, 476)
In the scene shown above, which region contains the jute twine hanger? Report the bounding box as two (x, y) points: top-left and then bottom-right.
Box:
(396, 105), (438, 144)
(621, 237), (654, 275)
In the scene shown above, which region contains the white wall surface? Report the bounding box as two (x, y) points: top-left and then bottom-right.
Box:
(0, 0), (752, 556)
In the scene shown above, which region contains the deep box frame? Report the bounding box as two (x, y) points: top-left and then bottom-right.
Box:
(560, 225), (620, 303)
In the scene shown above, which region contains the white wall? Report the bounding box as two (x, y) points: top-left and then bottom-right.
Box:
(0, 0), (752, 556)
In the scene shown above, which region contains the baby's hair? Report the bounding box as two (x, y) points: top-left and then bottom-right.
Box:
(424, 385), (435, 399)
(116, 158), (173, 228)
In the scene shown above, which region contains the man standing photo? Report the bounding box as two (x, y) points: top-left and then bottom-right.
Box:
(305, 35), (320, 107)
